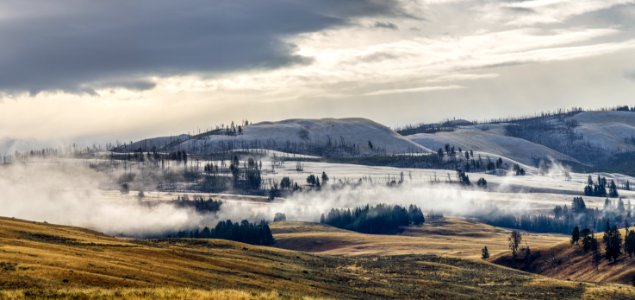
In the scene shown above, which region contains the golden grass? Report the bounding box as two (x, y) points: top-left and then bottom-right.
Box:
(271, 218), (567, 258)
(0, 288), (324, 300)
(491, 229), (635, 285)
(1, 217), (634, 299)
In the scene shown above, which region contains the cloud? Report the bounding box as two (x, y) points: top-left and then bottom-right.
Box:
(372, 21), (399, 30)
(0, 0), (408, 94)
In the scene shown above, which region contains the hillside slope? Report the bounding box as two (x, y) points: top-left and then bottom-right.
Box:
(492, 229), (635, 285)
(119, 118), (429, 157)
(1, 217), (633, 299)
(408, 125), (577, 166)
(407, 110), (635, 169)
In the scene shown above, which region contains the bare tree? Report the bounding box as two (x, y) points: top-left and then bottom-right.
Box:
(508, 230), (523, 261)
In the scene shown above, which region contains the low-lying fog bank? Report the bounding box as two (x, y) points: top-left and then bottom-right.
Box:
(0, 159), (621, 237)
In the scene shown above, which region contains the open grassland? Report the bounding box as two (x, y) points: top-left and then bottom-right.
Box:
(0, 217), (634, 299)
(0, 288), (304, 300)
(492, 229), (635, 285)
(271, 218), (568, 258)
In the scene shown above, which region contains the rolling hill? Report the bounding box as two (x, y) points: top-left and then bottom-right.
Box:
(116, 118), (429, 157)
(406, 110), (635, 172)
(1, 217), (634, 299)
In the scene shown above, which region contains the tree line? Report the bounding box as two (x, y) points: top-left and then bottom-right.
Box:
(320, 204), (425, 234)
(168, 219), (274, 246)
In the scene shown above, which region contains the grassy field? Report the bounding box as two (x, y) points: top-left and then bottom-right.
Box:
(271, 218), (568, 258)
(492, 229), (635, 285)
(1, 217), (634, 299)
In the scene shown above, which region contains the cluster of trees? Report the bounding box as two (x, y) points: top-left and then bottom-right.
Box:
(512, 164), (526, 176)
(584, 175), (619, 198)
(570, 221), (635, 266)
(229, 156), (262, 191)
(171, 195), (223, 213)
(170, 220), (274, 245)
(478, 196), (633, 234)
(320, 204), (425, 234)
(273, 213), (286, 222)
(306, 172), (329, 187)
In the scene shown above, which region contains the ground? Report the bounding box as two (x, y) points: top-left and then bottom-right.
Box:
(492, 229), (635, 285)
(271, 218), (566, 258)
(1, 217), (634, 299)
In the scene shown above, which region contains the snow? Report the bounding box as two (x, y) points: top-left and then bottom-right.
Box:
(408, 126), (576, 166)
(124, 118), (430, 156)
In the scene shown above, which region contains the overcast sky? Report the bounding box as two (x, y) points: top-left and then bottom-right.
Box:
(1, 0), (634, 142)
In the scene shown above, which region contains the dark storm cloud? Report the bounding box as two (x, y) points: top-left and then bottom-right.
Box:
(0, 0), (406, 94)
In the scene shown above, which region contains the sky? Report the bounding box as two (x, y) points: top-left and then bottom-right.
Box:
(1, 0), (634, 143)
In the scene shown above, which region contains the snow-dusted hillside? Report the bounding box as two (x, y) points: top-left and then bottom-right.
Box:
(407, 111), (635, 168)
(120, 118), (430, 156)
(571, 111), (635, 152)
(408, 125), (577, 166)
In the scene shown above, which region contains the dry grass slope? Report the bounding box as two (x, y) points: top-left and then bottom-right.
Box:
(0, 217), (634, 299)
(271, 218), (567, 258)
(492, 229), (635, 285)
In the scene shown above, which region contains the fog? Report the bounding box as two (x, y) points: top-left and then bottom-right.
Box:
(0, 159), (544, 237)
(0, 160), (211, 236)
(221, 181), (536, 225)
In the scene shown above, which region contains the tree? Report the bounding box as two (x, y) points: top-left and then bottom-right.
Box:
(482, 246), (490, 259)
(368, 140), (374, 150)
(571, 226), (580, 245)
(605, 225), (623, 262)
(581, 228), (593, 253)
(280, 177), (292, 189)
(306, 174), (317, 186)
(321, 171), (329, 184)
(625, 231), (635, 258)
(273, 213), (287, 222)
(609, 180), (619, 198)
(477, 178), (487, 188)
(509, 230), (523, 260)
(437, 148), (444, 160)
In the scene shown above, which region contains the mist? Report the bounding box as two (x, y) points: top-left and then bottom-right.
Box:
(0, 158), (550, 237)
(0, 160), (211, 236)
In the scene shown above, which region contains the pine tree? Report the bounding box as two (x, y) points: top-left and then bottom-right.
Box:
(609, 180), (619, 198)
(481, 246), (490, 259)
(605, 226), (623, 262)
(571, 226), (580, 245)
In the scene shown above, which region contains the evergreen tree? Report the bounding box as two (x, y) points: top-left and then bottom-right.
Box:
(609, 180), (619, 198)
(625, 231), (635, 258)
(481, 246), (490, 259)
(581, 228), (593, 253)
(605, 226), (623, 262)
(571, 226), (580, 245)
(321, 171), (329, 184)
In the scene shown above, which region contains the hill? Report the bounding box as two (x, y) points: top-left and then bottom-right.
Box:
(1, 217), (634, 299)
(116, 118), (429, 157)
(406, 110), (635, 171)
(271, 218), (567, 258)
(492, 229), (635, 286)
